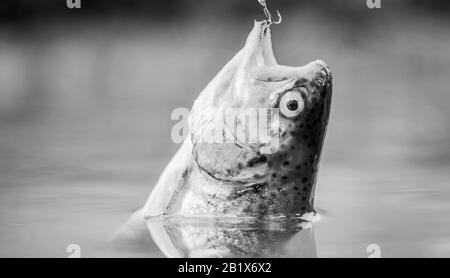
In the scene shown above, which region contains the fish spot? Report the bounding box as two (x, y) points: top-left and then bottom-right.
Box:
(282, 176), (288, 180)
(282, 161), (290, 166)
(271, 173), (277, 178)
(246, 155), (267, 167)
(302, 177), (308, 183)
(252, 183), (266, 193)
(293, 186), (300, 191)
(295, 165), (301, 170)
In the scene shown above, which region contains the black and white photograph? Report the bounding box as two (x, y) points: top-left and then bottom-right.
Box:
(0, 0), (450, 260)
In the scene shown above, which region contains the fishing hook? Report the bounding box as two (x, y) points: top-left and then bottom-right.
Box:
(257, 0), (282, 27)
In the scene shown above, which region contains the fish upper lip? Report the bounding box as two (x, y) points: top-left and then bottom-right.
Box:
(315, 60), (332, 81)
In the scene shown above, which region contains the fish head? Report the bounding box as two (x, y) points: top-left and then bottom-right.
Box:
(189, 21), (332, 214)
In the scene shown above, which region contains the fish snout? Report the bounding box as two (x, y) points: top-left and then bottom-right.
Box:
(310, 60), (332, 89)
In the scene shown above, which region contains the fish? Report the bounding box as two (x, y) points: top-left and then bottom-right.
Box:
(142, 20), (332, 219)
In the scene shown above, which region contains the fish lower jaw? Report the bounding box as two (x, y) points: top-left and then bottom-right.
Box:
(197, 164), (269, 188)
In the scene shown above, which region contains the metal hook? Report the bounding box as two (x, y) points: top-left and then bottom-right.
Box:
(257, 0), (282, 27)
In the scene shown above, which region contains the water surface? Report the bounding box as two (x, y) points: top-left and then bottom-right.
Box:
(1, 11), (450, 257)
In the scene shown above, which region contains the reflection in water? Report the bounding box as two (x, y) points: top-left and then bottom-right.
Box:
(146, 217), (317, 258)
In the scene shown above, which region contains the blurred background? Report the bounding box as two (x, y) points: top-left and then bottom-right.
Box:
(0, 0), (450, 257)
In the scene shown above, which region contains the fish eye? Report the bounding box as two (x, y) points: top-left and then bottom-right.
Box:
(279, 90), (305, 118)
